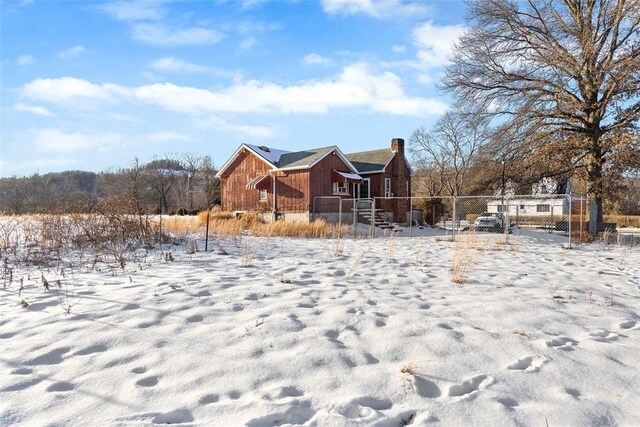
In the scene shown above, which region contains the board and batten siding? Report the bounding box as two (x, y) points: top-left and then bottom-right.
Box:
(309, 151), (356, 200)
(219, 149), (272, 212)
(274, 169), (310, 212)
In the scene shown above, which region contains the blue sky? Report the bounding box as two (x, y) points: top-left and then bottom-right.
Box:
(0, 0), (467, 177)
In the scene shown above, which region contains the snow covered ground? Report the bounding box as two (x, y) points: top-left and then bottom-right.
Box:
(1, 233), (639, 426)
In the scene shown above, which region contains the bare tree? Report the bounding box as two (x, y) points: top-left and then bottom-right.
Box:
(181, 153), (203, 212)
(410, 110), (491, 197)
(143, 155), (185, 214)
(443, 0), (640, 221)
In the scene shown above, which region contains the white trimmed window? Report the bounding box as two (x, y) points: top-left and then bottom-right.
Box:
(536, 204), (551, 213)
(333, 182), (349, 195)
(259, 189), (268, 201)
(384, 178), (392, 198)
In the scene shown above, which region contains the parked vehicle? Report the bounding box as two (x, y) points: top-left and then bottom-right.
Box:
(473, 212), (506, 232)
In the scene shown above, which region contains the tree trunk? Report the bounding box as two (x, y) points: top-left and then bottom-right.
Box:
(585, 135), (604, 223)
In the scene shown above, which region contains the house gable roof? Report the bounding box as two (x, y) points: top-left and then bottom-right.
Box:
(216, 143), (406, 177)
(216, 144), (284, 178)
(277, 146), (335, 169)
(345, 148), (395, 173)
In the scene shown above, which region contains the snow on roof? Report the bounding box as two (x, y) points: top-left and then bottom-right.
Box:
(245, 144), (290, 165)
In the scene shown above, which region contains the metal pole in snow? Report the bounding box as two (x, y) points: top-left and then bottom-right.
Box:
(205, 206), (210, 252)
(568, 194), (572, 248)
(409, 197), (413, 238)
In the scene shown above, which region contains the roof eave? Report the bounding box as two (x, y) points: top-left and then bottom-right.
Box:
(216, 144), (278, 178)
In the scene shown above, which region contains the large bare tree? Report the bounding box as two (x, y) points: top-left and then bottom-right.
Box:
(443, 0), (640, 221)
(410, 109), (491, 197)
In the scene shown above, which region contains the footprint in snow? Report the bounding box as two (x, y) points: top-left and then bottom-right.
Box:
(546, 336), (578, 351)
(588, 330), (620, 343)
(507, 356), (546, 372)
(75, 344), (108, 356)
(332, 396), (392, 420)
(135, 376), (159, 387)
(619, 320), (637, 330)
(46, 382), (74, 392)
(199, 394), (219, 405)
(448, 375), (494, 398)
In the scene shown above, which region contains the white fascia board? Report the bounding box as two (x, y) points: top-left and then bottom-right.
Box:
(216, 144), (277, 178)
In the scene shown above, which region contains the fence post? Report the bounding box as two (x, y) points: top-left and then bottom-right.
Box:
(204, 206), (210, 251)
(371, 198), (376, 238)
(579, 197), (583, 243)
(409, 197), (413, 238)
(452, 196), (457, 241)
(504, 196), (509, 244)
(568, 195), (572, 248)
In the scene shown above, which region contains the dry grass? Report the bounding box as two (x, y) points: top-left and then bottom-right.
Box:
(241, 237), (258, 267)
(450, 232), (481, 284)
(600, 228), (613, 245)
(159, 216), (202, 236)
(197, 209), (350, 238)
(604, 215), (640, 228)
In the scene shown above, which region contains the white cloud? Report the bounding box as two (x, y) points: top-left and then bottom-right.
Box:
(18, 55), (35, 65)
(30, 129), (124, 153)
(412, 21), (466, 68)
(321, 0), (429, 18)
(22, 64), (447, 117)
(22, 77), (129, 102)
(132, 23), (223, 47)
(58, 45), (88, 60)
(392, 45), (406, 53)
(236, 20), (282, 35)
(97, 0), (166, 21)
(240, 37), (255, 50)
(239, 0), (266, 9)
(149, 57), (210, 73)
(302, 53), (332, 66)
(203, 116), (278, 139)
(145, 131), (191, 142)
(14, 103), (55, 117)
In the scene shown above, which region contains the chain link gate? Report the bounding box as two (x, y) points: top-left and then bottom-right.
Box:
(312, 196), (375, 236)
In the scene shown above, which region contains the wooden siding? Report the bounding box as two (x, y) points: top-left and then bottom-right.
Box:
(219, 144), (411, 220)
(275, 170), (309, 212)
(309, 151), (356, 201)
(219, 149), (273, 212)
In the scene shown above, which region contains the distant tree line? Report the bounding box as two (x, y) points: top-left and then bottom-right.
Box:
(0, 154), (220, 215)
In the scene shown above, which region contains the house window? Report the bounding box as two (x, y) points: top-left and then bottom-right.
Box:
(520, 204), (525, 210)
(537, 204), (551, 213)
(497, 204), (505, 213)
(333, 182), (349, 195)
(259, 189), (268, 201)
(540, 184), (548, 194)
(384, 178), (392, 198)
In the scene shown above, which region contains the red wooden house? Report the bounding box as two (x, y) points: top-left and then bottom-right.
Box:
(215, 138), (412, 223)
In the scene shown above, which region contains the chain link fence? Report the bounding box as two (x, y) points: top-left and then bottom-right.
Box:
(312, 194), (589, 245)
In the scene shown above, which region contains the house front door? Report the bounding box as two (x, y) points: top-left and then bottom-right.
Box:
(357, 178), (370, 199)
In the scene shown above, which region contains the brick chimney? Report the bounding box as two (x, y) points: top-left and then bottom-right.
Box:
(390, 138), (409, 224)
(391, 138), (404, 154)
